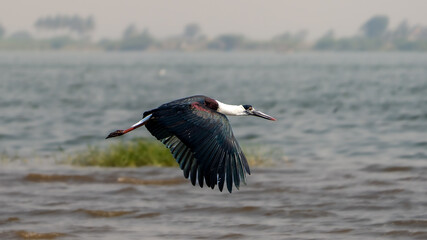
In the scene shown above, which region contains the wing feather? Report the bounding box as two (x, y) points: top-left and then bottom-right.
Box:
(225, 153), (233, 193)
(190, 159), (198, 186)
(232, 153), (240, 189)
(218, 155), (226, 192)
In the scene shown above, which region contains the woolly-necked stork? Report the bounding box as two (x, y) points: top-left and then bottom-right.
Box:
(106, 95), (276, 193)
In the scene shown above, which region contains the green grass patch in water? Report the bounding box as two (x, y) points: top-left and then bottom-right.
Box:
(67, 138), (275, 167)
(67, 138), (177, 167)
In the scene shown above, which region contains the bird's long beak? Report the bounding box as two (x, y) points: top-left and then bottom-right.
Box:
(106, 114), (153, 139)
(251, 110), (276, 121)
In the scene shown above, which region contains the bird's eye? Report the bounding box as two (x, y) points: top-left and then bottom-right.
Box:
(243, 104), (253, 110)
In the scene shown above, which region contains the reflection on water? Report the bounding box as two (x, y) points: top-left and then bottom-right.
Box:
(1, 52), (427, 239)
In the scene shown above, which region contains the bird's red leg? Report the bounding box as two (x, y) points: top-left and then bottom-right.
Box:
(106, 114), (152, 139)
(105, 126), (137, 139)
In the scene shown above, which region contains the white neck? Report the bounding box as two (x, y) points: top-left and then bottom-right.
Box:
(216, 101), (246, 116)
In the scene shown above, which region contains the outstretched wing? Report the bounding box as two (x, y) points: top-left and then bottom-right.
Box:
(143, 99), (250, 193)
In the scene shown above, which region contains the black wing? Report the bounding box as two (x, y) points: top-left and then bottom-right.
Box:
(143, 97), (250, 193)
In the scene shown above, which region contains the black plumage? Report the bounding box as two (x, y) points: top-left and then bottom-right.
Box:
(107, 95), (276, 192)
(143, 95), (250, 193)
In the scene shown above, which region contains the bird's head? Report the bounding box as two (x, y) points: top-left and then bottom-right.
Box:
(215, 100), (276, 121)
(242, 104), (276, 121)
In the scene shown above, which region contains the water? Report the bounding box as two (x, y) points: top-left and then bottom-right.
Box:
(1, 52), (426, 239)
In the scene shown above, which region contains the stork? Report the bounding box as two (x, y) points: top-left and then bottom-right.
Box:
(107, 95), (275, 193)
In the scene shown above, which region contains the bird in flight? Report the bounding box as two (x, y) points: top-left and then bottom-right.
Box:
(107, 95), (275, 193)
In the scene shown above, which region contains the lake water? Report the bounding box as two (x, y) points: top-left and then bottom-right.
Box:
(1, 52), (427, 239)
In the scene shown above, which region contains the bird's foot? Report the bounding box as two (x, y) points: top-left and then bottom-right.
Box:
(106, 130), (125, 139)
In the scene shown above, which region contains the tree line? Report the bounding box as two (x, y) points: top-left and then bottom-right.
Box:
(315, 15), (427, 51)
(34, 15), (95, 37)
(0, 14), (427, 51)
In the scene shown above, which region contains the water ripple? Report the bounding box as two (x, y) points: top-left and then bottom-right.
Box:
(24, 173), (95, 183)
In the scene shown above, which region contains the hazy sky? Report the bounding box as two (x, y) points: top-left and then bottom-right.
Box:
(1, 0), (427, 40)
